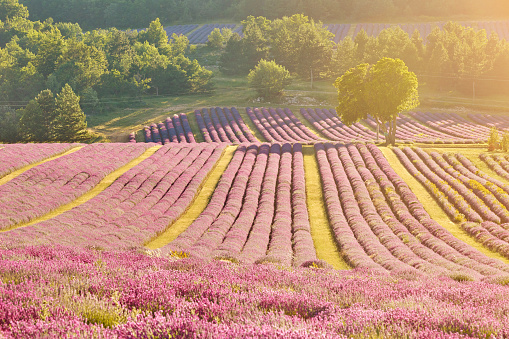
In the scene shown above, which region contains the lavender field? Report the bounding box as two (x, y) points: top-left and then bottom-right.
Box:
(2, 140), (509, 337)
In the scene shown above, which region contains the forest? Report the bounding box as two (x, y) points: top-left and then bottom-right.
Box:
(18, 0), (509, 30)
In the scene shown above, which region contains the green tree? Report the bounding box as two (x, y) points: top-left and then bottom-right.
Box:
(247, 59), (291, 99)
(0, 0), (28, 21)
(207, 28), (232, 49)
(53, 84), (89, 141)
(0, 105), (19, 142)
(18, 89), (57, 141)
(334, 58), (419, 145)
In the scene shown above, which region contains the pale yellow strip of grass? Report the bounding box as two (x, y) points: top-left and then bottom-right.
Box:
(187, 111), (204, 143)
(0, 146), (161, 233)
(145, 146), (236, 249)
(380, 147), (509, 265)
(303, 146), (351, 270)
(0, 146), (83, 186)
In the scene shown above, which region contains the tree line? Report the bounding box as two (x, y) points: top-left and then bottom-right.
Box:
(216, 16), (509, 98)
(0, 0), (212, 142)
(18, 0), (509, 30)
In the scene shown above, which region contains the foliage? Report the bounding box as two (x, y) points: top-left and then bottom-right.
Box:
(247, 59), (291, 99)
(488, 127), (500, 151)
(502, 132), (509, 152)
(0, 105), (19, 142)
(334, 58), (419, 145)
(207, 28), (232, 49)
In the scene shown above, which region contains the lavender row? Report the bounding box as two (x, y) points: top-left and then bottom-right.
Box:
(361, 143), (509, 277)
(4, 246), (509, 338)
(0, 143), (152, 231)
(143, 113), (195, 144)
(195, 107), (256, 143)
(0, 143), (226, 249)
(0, 143), (78, 179)
(480, 153), (509, 182)
(469, 113), (509, 131)
(409, 111), (486, 142)
(163, 143), (314, 267)
(187, 23), (237, 44)
(392, 147), (465, 222)
(462, 221), (509, 258)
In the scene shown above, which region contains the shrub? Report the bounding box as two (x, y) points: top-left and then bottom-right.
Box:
(501, 132), (509, 152)
(488, 127), (500, 151)
(247, 59), (291, 99)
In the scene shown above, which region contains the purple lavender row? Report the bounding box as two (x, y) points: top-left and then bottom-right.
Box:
(410, 112), (485, 141)
(322, 108), (378, 141)
(313, 109), (369, 141)
(163, 144), (249, 254)
(222, 107), (247, 142)
(291, 143), (318, 267)
(158, 123), (170, 144)
(456, 153), (509, 195)
(194, 110), (213, 142)
(150, 123), (162, 144)
(462, 221), (509, 258)
(231, 107), (258, 142)
(282, 107), (324, 141)
(352, 144), (480, 277)
(392, 147), (465, 222)
(201, 108), (221, 142)
(214, 106), (240, 143)
(183, 144), (258, 258)
(172, 114), (186, 142)
(330, 143), (429, 274)
(480, 153), (509, 182)
(397, 115), (469, 143)
(259, 107), (295, 142)
(314, 143), (385, 272)
(246, 107), (277, 142)
(208, 107), (230, 142)
(399, 147), (485, 222)
(212, 144), (270, 259)
(363, 143), (509, 277)
(266, 108), (301, 142)
(0, 144), (225, 249)
(5, 246), (509, 338)
(265, 143), (293, 266)
(469, 113), (509, 131)
(300, 108), (346, 141)
(0, 143), (152, 230)
(413, 148), (501, 223)
(165, 117), (178, 142)
(239, 144), (280, 263)
(0, 143), (77, 179)
(440, 153), (509, 222)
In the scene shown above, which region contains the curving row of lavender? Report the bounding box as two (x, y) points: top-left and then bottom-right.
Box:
(0, 143), (77, 178)
(3, 246), (509, 338)
(480, 153), (509, 181)
(0, 143), (152, 231)
(316, 142), (509, 279)
(0, 143), (226, 250)
(301, 108), (378, 142)
(409, 111), (487, 142)
(143, 113), (195, 144)
(195, 107), (257, 143)
(469, 113), (509, 131)
(394, 147), (509, 225)
(161, 143), (318, 267)
(246, 107), (323, 143)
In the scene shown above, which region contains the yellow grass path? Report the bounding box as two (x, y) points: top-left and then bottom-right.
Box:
(145, 146), (236, 249)
(0, 146), (161, 233)
(303, 146), (351, 270)
(380, 147), (509, 265)
(0, 146), (84, 186)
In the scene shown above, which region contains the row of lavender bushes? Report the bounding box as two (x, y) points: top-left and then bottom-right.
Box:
(161, 143), (319, 267)
(195, 107), (257, 143)
(0, 143), (152, 231)
(0, 143), (78, 178)
(315, 142), (509, 279)
(0, 143), (226, 250)
(143, 114), (196, 144)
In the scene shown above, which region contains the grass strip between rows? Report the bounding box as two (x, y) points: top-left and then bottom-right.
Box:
(145, 146), (237, 249)
(0, 146), (161, 233)
(303, 145), (350, 270)
(0, 146), (84, 186)
(380, 147), (509, 265)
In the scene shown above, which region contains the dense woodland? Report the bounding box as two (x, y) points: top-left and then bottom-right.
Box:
(18, 0), (509, 30)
